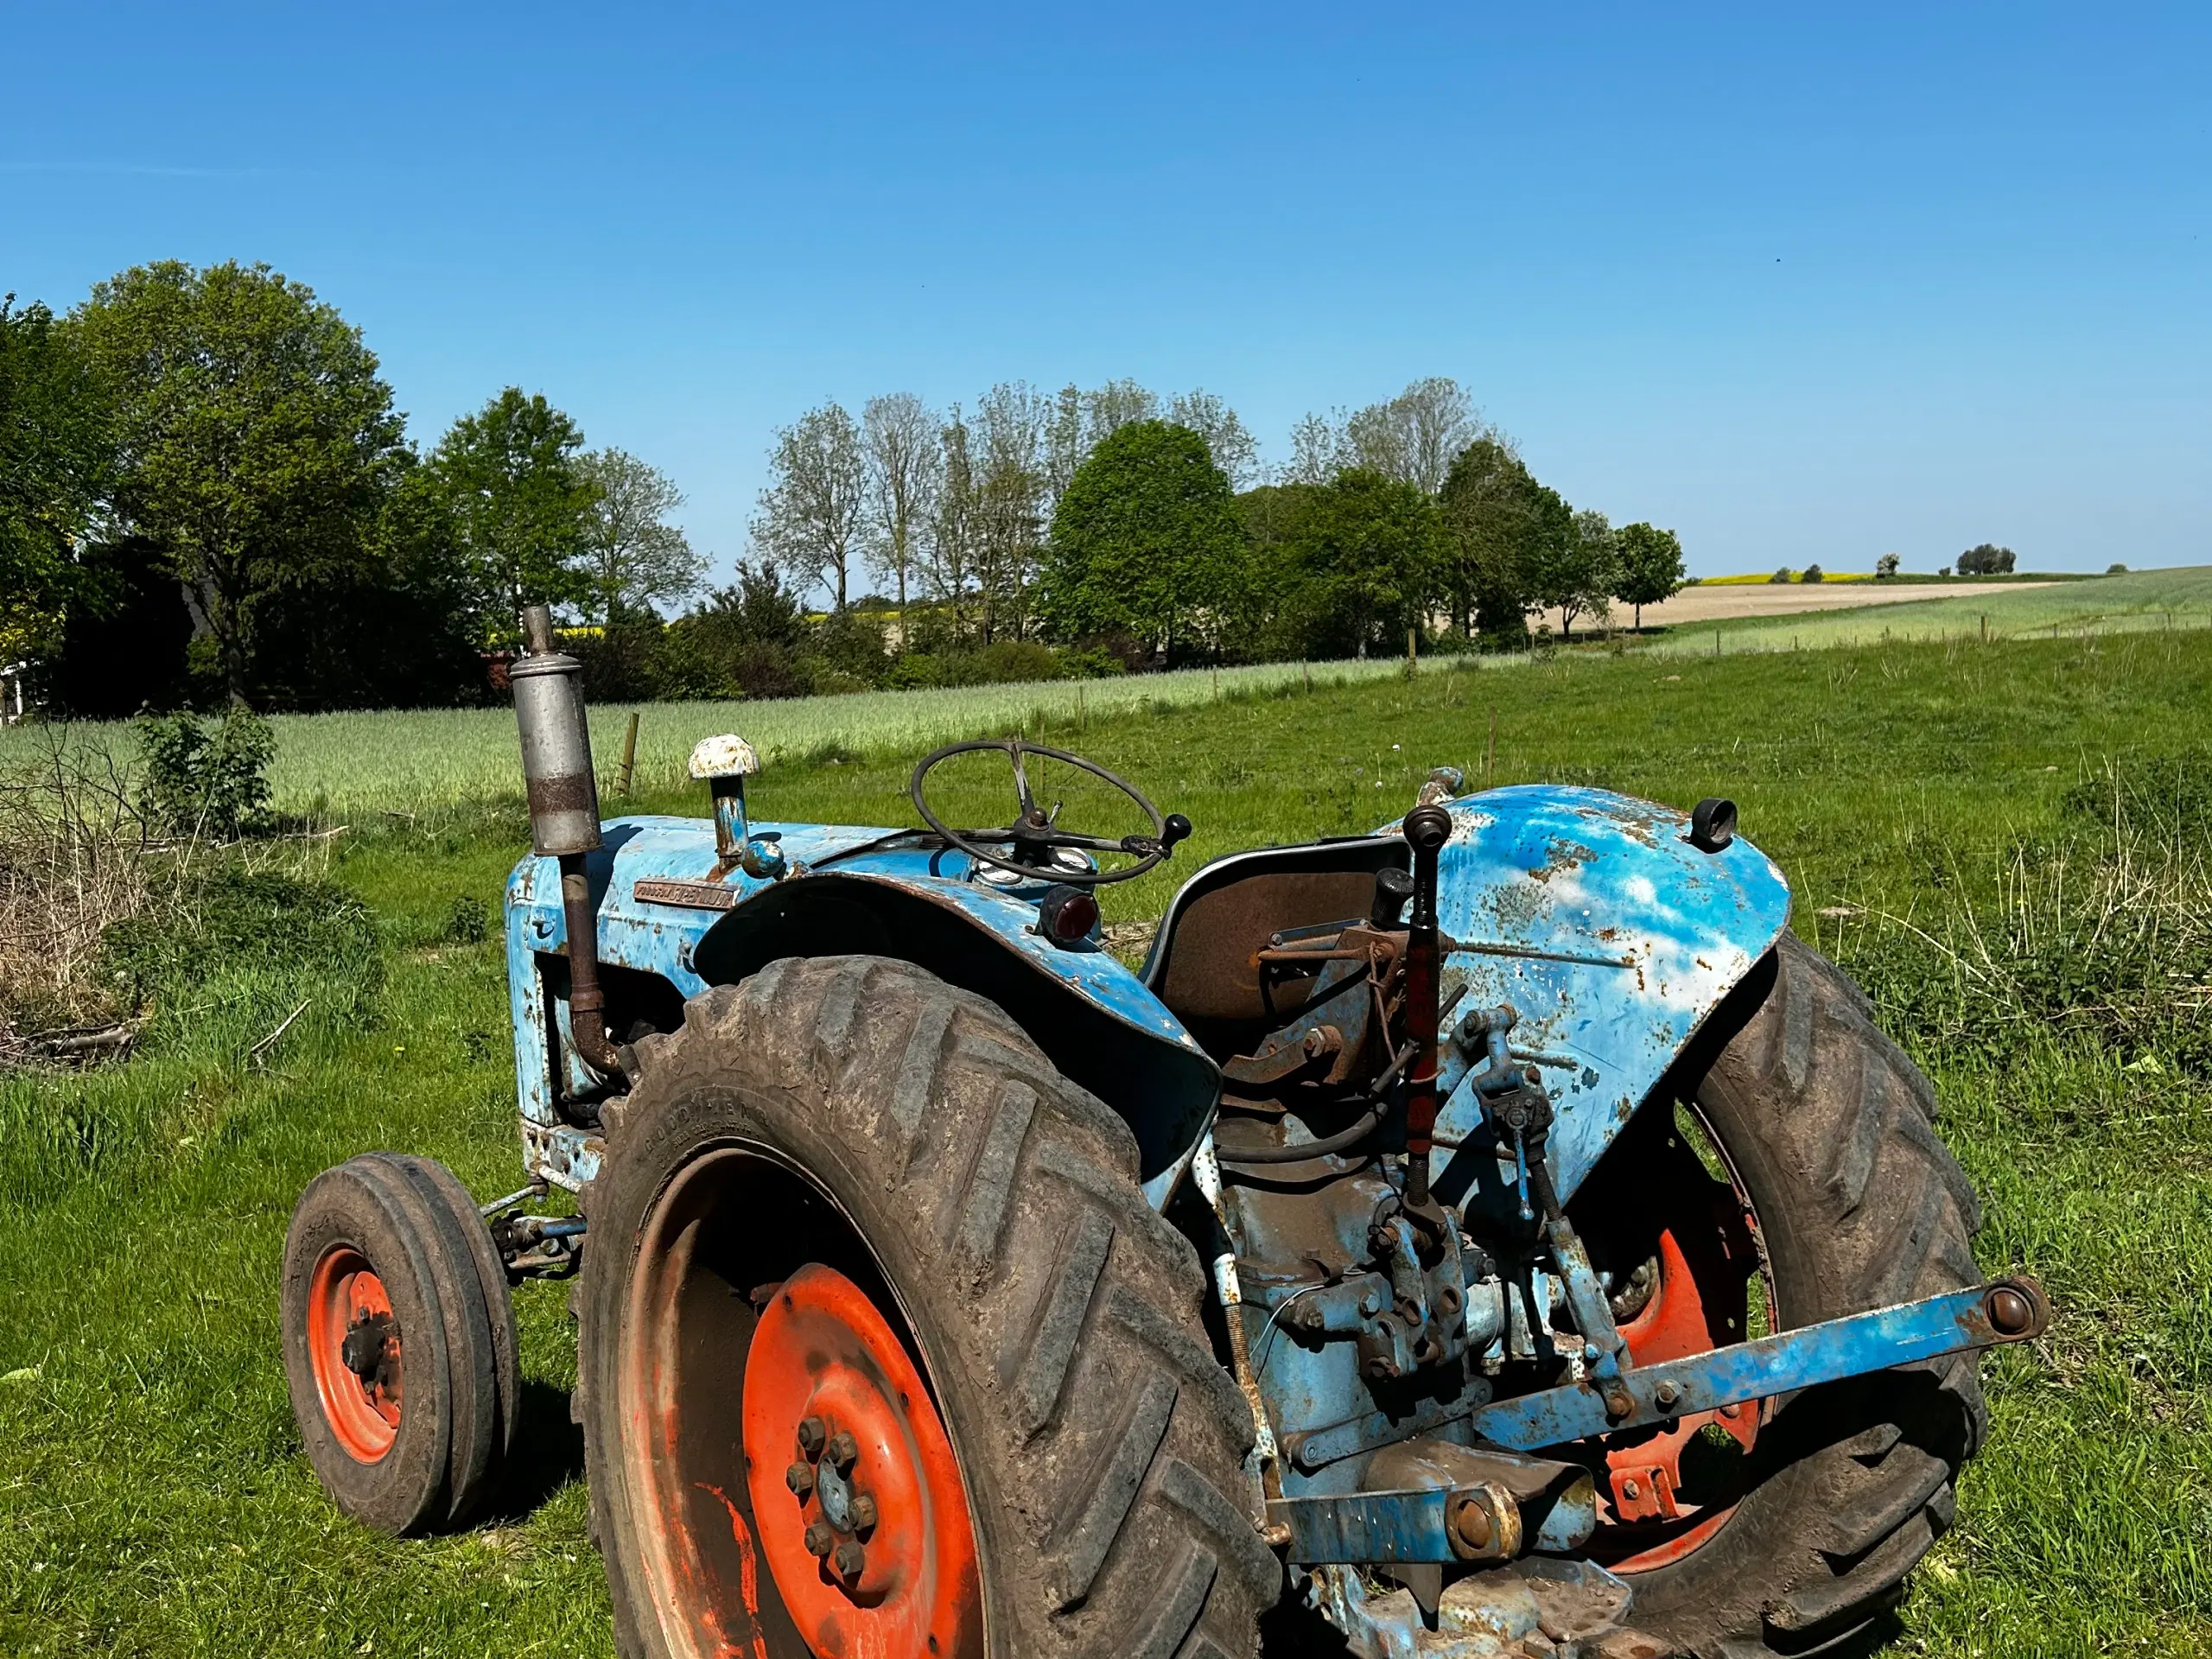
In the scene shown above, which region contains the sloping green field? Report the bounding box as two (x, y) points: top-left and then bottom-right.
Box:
(3, 628), (2209, 1655)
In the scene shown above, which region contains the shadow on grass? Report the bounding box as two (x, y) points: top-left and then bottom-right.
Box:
(487, 1377), (588, 1522)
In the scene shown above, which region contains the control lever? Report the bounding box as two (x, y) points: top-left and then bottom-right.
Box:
(1399, 805), (1452, 1218)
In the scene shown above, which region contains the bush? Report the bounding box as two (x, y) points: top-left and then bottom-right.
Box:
(135, 709), (274, 838)
(2108, 563), (2129, 575)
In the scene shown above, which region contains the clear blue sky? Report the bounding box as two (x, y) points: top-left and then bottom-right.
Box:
(5, 3), (2206, 583)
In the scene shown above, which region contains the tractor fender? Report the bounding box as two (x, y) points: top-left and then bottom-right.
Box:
(1403, 785), (1794, 1212)
(506, 817), (1218, 1206)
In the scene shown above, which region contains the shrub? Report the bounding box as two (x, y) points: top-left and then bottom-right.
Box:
(2108, 563), (2129, 575)
(136, 708), (274, 837)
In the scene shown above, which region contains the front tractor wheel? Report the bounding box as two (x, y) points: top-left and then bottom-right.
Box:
(574, 956), (1277, 1659)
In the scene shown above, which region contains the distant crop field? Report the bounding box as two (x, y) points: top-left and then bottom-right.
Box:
(1655, 564), (2212, 655)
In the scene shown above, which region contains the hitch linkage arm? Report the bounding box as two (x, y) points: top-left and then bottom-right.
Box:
(1468, 1276), (2050, 1452)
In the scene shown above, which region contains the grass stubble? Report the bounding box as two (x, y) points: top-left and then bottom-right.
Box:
(3, 623), (2211, 1654)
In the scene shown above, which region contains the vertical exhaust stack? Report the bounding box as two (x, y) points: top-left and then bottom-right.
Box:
(511, 605), (625, 1082)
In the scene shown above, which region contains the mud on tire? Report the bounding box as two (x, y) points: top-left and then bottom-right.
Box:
(1626, 934), (1988, 1656)
(572, 955), (1278, 1658)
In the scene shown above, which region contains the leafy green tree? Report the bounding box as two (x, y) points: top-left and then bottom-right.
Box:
(1613, 522), (1687, 627)
(1277, 468), (1444, 659)
(1541, 510), (1619, 639)
(1957, 543), (2016, 575)
(1039, 421), (1244, 658)
(0, 296), (111, 660)
(1876, 552), (1901, 578)
(69, 260), (408, 702)
(1437, 438), (1567, 645)
(424, 388), (599, 632)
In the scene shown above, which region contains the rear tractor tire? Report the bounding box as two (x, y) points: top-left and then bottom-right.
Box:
(281, 1153), (520, 1535)
(1580, 934), (1988, 1657)
(572, 954), (1278, 1659)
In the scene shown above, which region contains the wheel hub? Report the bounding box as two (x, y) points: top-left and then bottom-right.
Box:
(743, 1263), (981, 1656)
(306, 1245), (402, 1462)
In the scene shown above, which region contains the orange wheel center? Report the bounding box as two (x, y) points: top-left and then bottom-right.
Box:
(743, 1264), (982, 1659)
(307, 1245), (401, 1463)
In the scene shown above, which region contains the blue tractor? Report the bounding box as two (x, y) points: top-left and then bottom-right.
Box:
(283, 610), (2045, 1659)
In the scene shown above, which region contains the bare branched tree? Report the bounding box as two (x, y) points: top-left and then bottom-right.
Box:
(861, 392), (940, 613)
(1344, 377), (1486, 495)
(1167, 390), (1260, 488)
(927, 407), (980, 638)
(1286, 411), (1344, 486)
(752, 400), (868, 611)
(579, 448), (705, 624)
(973, 383), (1050, 642)
(1083, 378), (1159, 445)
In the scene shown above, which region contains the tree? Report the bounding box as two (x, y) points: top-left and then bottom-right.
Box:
(926, 407), (982, 639)
(1541, 510), (1620, 639)
(1957, 543), (2016, 575)
(861, 392), (940, 613)
(1613, 522), (1687, 628)
(1344, 378), (1486, 495)
(971, 383), (1050, 642)
(753, 400), (867, 611)
(1039, 421), (1243, 658)
(1166, 391), (1260, 489)
(1280, 468), (1444, 658)
(424, 388), (599, 632)
(69, 260), (408, 702)
(1876, 552), (1900, 578)
(0, 296), (111, 659)
(1285, 412), (1342, 486)
(579, 448), (702, 625)
(1437, 436), (1563, 644)
(1084, 378), (1160, 442)
(1802, 563), (1825, 582)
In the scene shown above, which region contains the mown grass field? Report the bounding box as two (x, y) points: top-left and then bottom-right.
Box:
(4, 626), (2210, 1656)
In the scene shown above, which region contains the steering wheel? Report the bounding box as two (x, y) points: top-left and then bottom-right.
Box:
(908, 738), (1191, 887)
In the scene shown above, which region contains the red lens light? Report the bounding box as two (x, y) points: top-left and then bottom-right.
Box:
(1043, 888), (1098, 944)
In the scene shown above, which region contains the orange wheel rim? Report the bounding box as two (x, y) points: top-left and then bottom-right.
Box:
(307, 1244), (401, 1462)
(742, 1263), (982, 1659)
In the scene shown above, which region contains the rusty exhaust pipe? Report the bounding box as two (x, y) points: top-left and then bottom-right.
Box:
(512, 605), (625, 1082)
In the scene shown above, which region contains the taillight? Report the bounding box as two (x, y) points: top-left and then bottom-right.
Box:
(1036, 885), (1099, 949)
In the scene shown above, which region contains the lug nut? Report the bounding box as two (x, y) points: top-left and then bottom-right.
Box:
(803, 1521), (836, 1558)
(1654, 1381), (1681, 1411)
(849, 1491), (878, 1534)
(785, 1462), (816, 1499)
(832, 1539), (867, 1580)
(796, 1416), (827, 1459)
(826, 1429), (860, 1473)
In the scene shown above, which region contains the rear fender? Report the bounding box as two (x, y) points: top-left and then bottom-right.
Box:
(505, 817), (1218, 1205)
(1408, 785), (1792, 1215)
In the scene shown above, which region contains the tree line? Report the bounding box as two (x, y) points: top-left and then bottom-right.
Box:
(2, 260), (1688, 716)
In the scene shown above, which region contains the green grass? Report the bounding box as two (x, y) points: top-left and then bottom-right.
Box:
(5, 629), (2212, 1654)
